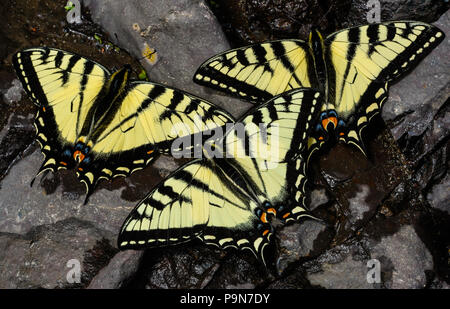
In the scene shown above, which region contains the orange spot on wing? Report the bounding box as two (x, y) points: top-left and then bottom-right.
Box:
(322, 116), (338, 131)
(260, 212), (268, 223)
(282, 212), (291, 219)
(60, 161), (67, 166)
(266, 208), (277, 216)
(42, 107), (46, 112)
(262, 229), (270, 236)
(78, 167), (83, 171)
(319, 136), (324, 141)
(339, 132), (345, 136)
(73, 150), (85, 163)
(147, 150), (154, 155)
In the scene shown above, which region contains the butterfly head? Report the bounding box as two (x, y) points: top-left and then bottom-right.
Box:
(109, 65), (132, 94)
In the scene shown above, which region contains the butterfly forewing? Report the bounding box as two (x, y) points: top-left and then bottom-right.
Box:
(13, 48), (109, 176)
(194, 40), (317, 102)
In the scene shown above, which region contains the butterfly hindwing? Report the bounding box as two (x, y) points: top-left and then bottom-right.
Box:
(224, 88), (322, 223)
(118, 159), (271, 260)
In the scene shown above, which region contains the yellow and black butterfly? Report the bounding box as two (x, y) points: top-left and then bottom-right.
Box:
(118, 88), (322, 264)
(194, 21), (445, 155)
(13, 47), (234, 203)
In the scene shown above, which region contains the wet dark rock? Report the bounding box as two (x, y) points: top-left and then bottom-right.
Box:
(83, 0), (248, 118)
(384, 12), (449, 147)
(308, 254), (374, 288)
(131, 246), (222, 289)
(206, 252), (271, 289)
(275, 219), (330, 274)
(0, 218), (116, 288)
(317, 129), (410, 244)
(0, 76), (23, 106)
(152, 155), (181, 179)
(413, 137), (448, 192)
(0, 148), (142, 235)
(208, 0), (449, 46)
(207, 0), (324, 44)
(346, 0), (449, 29)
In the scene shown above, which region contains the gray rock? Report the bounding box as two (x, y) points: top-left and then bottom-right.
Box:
(427, 171), (449, 214)
(87, 250), (144, 289)
(309, 187), (330, 210)
(0, 148), (137, 236)
(305, 242), (375, 289)
(370, 225), (433, 289)
(383, 10), (449, 142)
(276, 220), (327, 274)
(347, 0), (449, 27)
(0, 218), (116, 288)
(1, 79), (23, 106)
(308, 254), (375, 289)
(82, 0), (250, 118)
(347, 184), (371, 224)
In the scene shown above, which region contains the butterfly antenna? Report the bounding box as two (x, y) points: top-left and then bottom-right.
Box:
(316, 1), (337, 28)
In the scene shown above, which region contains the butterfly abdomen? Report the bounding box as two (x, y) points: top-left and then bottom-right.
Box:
(309, 29), (328, 94)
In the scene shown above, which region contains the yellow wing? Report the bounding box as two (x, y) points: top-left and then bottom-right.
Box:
(12, 47), (109, 181)
(13, 47), (235, 204)
(75, 82), (234, 202)
(194, 40), (317, 102)
(324, 21), (445, 152)
(223, 88), (322, 223)
(118, 159), (270, 262)
(119, 89), (322, 264)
